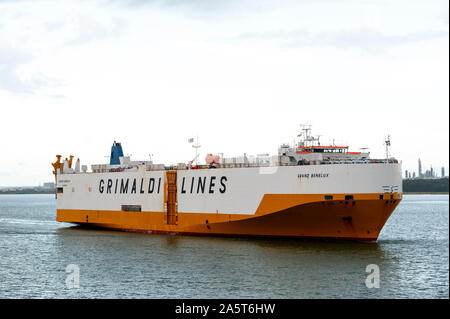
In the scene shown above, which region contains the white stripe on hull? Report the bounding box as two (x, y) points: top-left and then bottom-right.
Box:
(57, 163), (402, 215)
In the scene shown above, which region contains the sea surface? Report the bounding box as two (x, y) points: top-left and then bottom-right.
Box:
(0, 194), (448, 299)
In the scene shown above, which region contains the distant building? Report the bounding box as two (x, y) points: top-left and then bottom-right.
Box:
(418, 159), (423, 178)
(43, 182), (55, 189)
(412, 172), (416, 179)
(442, 167), (446, 178)
(405, 170), (408, 179)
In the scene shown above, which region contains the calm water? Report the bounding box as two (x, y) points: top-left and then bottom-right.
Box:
(0, 194), (448, 298)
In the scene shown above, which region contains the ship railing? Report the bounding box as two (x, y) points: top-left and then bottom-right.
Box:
(85, 158), (398, 173)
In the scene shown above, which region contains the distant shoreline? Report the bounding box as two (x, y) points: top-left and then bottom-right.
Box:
(0, 191), (55, 195)
(403, 178), (448, 193)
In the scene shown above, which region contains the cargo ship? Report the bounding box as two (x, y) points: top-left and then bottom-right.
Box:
(53, 126), (402, 241)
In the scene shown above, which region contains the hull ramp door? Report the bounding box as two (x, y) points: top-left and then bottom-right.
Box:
(165, 171), (178, 225)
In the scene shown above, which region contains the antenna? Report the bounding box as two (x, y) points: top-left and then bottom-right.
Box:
(316, 135), (322, 146)
(385, 135), (391, 162)
(299, 123), (313, 146)
(192, 136), (201, 165)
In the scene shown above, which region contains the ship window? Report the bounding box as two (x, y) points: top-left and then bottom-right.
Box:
(345, 195), (354, 201)
(56, 187), (63, 194)
(121, 205), (141, 212)
(379, 195), (384, 200)
(324, 195), (333, 200)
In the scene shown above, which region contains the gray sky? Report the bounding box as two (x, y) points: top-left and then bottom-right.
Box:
(0, 0), (448, 186)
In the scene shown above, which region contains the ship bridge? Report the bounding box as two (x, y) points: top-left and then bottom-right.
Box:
(296, 146), (351, 154)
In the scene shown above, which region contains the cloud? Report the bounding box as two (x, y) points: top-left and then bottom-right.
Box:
(236, 28), (449, 53)
(0, 46), (34, 94)
(0, 2), (127, 94)
(443, 11), (449, 25)
(64, 15), (128, 46)
(47, 94), (67, 99)
(107, 0), (236, 10)
(106, 0), (246, 18)
(0, 46), (63, 94)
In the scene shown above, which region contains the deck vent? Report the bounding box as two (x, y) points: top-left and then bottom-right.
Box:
(121, 205), (141, 212)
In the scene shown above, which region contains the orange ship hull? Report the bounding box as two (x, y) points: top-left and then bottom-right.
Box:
(57, 193), (401, 241)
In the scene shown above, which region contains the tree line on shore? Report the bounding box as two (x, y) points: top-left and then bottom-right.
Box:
(403, 178), (449, 193)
